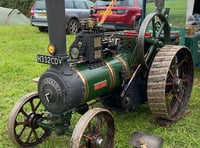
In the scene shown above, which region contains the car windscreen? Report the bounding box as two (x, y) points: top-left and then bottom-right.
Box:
(95, 0), (134, 7)
(34, 0), (46, 10)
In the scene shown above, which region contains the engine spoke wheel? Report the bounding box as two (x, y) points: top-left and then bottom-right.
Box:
(70, 107), (115, 148)
(147, 45), (194, 121)
(8, 92), (50, 147)
(137, 12), (170, 68)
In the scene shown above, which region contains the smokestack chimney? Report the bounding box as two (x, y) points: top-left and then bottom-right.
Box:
(45, 0), (66, 56)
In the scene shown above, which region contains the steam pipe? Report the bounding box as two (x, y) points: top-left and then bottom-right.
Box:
(142, 0), (146, 21)
(45, 0), (66, 56)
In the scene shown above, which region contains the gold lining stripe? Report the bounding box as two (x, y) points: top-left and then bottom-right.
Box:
(115, 55), (130, 79)
(105, 61), (116, 91)
(72, 67), (89, 103)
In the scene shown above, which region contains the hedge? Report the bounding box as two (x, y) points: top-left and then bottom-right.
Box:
(0, 0), (96, 16)
(0, 0), (34, 16)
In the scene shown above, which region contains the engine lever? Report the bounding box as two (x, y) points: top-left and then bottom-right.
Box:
(120, 64), (141, 98)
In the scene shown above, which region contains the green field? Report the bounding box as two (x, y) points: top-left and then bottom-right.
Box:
(146, 0), (187, 26)
(1, 0), (200, 147)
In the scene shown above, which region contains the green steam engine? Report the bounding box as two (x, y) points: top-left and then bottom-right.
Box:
(8, 0), (194, 147)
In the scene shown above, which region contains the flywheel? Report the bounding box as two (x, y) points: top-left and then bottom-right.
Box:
(147, 45), (194, 121)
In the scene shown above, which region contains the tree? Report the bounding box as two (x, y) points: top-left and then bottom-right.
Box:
(0, 0), (35, 16)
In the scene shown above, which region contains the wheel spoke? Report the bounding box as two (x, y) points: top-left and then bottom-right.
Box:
(175, 56), (179, 77)
(181, 78), (188, 82)
(151, 17), (156, 38)
(97, 116), (103, 133)
(18, 125), (27, 139)
(34, 100), (42, 112)
(30, 100), (35, 113)
(182, 84), (187, 90)
(166, 82), (173, 86)
(171, 58), (177, 75)
(33, 129), (39, 140)
(168, 69), (175, 78)
(156, 22), (165, 39)
(177, 58), (185, 69)
(16, 121), (29, 126)
(26, 129), (33, 143)
(20, 107), (28, 117)
(83, 134), (93, 140)
(174, 94), (182, 104)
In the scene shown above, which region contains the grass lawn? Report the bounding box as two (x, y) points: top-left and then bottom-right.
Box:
(146, 0), (187, 26)
(1, 26), (200, 148)
(1, 1), (200, 147)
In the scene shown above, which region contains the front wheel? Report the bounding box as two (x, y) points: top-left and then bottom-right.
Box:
(67, 19), (80, 34)
(70, 107), (115, 148)
(8, 92), (51, 147)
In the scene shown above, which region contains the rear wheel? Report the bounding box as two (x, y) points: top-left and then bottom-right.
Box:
(67, 19), (80, 34)
(147, 45), (194, 121)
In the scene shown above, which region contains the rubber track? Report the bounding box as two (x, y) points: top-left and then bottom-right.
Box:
(147, 45), (183, 120)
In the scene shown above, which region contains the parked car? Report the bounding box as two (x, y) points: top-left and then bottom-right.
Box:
(30, 0), (94, 33)
(91, 0), (143, 30)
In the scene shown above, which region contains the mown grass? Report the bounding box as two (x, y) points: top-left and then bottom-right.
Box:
(0, 25), (75, 148)
(146, 0), (187, 26)
(1, 25), (200, 148)
(1, 1), (200, 147)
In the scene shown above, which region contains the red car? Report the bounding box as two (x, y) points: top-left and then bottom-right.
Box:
(91, 0), (143, 30)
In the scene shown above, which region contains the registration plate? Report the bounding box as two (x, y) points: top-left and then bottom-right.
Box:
(37, 55), (63, 66)
(99, 10), (112, 15)
(39, 13), (46, 17)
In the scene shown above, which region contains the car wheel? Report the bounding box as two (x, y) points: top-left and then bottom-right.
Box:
(133, 17), (142, 30)
(38, 27), (48, 32)
(67, 19), (79, 34)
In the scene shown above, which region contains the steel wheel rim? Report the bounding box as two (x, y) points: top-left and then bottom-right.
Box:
(147, 46), (194, 121)
(165, 47), (194, 119)
(71, 107), (115, 148)
(8, 92), (50, 147)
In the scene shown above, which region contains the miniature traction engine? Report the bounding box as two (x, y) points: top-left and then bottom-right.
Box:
(8, 0), (194, 147)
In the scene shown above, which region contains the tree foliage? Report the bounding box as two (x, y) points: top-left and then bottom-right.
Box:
(0, 0), (96, 16)
(0, 0), (35, 16)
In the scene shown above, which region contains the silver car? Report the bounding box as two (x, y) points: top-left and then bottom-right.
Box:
(30, 0), (94, 33)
